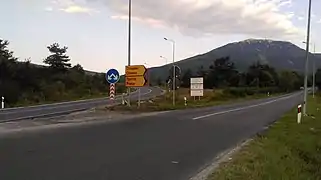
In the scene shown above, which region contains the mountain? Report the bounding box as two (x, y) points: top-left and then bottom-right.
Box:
(148, 39), (321, 82)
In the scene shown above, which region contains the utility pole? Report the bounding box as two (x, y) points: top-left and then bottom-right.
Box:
(313, 43), (316, 98)
(127, 0), (132, 106)
(303, 0), (312, 115)
(164, 38), (176, 106)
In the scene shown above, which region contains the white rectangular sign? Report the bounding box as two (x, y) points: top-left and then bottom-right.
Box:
(191, 84), (203, 90)
(191, 90), (203, 96)
(190, 77), (204, 97)
(190, 77), (203, 84)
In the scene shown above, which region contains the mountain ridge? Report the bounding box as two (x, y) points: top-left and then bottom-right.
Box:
(148, 39), (321, 82)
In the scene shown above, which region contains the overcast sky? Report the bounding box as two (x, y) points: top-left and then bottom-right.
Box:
(1, 0), (321, 73)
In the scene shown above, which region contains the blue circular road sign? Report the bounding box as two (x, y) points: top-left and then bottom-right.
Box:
(106, 69), (120, 84)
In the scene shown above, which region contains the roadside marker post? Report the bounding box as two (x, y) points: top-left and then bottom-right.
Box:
(298, 104), (302, 124)
(110, 83), (116, 100)
(122, 93), (125, 105)
(1, 96), (4, 109)
(184, 97), (187, 106)
(106, 69), (120, 101)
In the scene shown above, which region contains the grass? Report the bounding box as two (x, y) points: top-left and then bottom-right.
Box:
(12, 92), (111, 108)
(207, 95), (321, 180)
(103, 88), (283, 112)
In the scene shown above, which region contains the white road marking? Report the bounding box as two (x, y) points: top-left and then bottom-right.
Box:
(1, 89), (153, 115)
(192, 92), (301, 120)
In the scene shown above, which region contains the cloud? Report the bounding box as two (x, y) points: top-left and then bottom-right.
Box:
(60, 5), (98, 14)
(87, 0), (303, 39)
(44, 7), (53, 11)
(297, 16), (304, 21)
(47, 0), (99, 14)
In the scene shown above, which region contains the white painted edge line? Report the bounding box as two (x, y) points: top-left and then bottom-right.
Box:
(0, 88), (154, 121)
(1, 89), (153, 115)
(0, 88), (142, 111)
(192, 92), (301, 120)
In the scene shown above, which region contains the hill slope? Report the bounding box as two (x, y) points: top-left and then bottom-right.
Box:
(148, 39), (321, 82)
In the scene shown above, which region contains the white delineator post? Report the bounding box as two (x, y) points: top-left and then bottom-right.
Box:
(184, 97), (187, 106)
(1, 96), (4, 109)
(122, 93), (125, 105)
(297, 104), (302, 124)
(110, 83), (115, 100)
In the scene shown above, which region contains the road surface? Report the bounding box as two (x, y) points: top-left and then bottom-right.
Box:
(0, 91), (303, 180)
(0, 87), (163, 122)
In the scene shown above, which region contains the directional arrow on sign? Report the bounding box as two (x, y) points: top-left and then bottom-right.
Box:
(108, 74), (118, 81)
(125, 76), (147, 87)
(125, 65), (147, 76)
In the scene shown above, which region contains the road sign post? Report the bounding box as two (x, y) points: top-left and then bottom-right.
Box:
(1, 96), (4, 109)
(190, 77), (204, 98)
(106, 69), (120, 101)
(110, 83), (116, 100)
(125, 65), (148, 107)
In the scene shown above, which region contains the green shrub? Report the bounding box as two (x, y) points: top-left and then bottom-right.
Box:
(223, 87), (283, 97)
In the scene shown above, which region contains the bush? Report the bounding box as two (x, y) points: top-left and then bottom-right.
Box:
(223, 87), (282, 97)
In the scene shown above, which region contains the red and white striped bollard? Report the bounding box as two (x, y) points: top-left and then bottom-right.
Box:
(110, 83), (115, 100)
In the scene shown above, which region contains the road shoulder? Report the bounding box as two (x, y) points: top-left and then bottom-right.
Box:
(205, 95), (321, 180)
(0, 109), (168, 137)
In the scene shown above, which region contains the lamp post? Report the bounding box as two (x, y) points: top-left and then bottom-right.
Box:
(164, 37), (176, 106)
(303, 41), (316, 98)
(160, 56), (169, 95)
(127, 0), (132, 106)
(313, 44), (316, 98)
(303, 0), (312, 115)
(160, 56), (168, 65)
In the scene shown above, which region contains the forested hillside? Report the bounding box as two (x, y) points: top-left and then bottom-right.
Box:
(149, 39), (321, 82)
(174, 56), (307, 93)
(0, 39), (124, 107)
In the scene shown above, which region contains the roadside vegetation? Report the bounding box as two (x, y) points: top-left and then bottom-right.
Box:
(207, 95), (321, 180)
(0, 39), (125, 107)
(104, 87), (283, 112)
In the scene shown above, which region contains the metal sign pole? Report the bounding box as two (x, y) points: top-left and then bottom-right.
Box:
(127, 0), (132, 107)
(138, 88), (141, 108)
(1, 96), (4, 109)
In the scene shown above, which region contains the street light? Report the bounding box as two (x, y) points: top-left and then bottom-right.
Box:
(303, 0), (312, 115)
(164, 37), (176, 106)
(303, 41), (316, 98)
(127, 0), (132, 106)
(160, 56), (168, 65)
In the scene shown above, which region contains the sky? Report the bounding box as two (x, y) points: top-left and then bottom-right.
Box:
(1, 0), (321, 74)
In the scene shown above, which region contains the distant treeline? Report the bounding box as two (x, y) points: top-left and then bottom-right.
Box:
(0, 39), (125, 107)
(174, 56), (309, 92)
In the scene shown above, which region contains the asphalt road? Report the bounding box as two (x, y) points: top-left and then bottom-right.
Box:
(0, 87), (163, 122)
(0, 91), (303, 180)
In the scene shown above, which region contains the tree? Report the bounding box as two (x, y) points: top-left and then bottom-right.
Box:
(0, 39), (17, 62)
(207, 56), (239, 88)
(44, 43), (71, 70)
(246, 62), (277, 87)
(71, 64), (85, 73)
(315, 68), (321, 89)
(181, 69), (193, 88)
(278, 71), (300, 92)
(0, 39), (19, 103)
